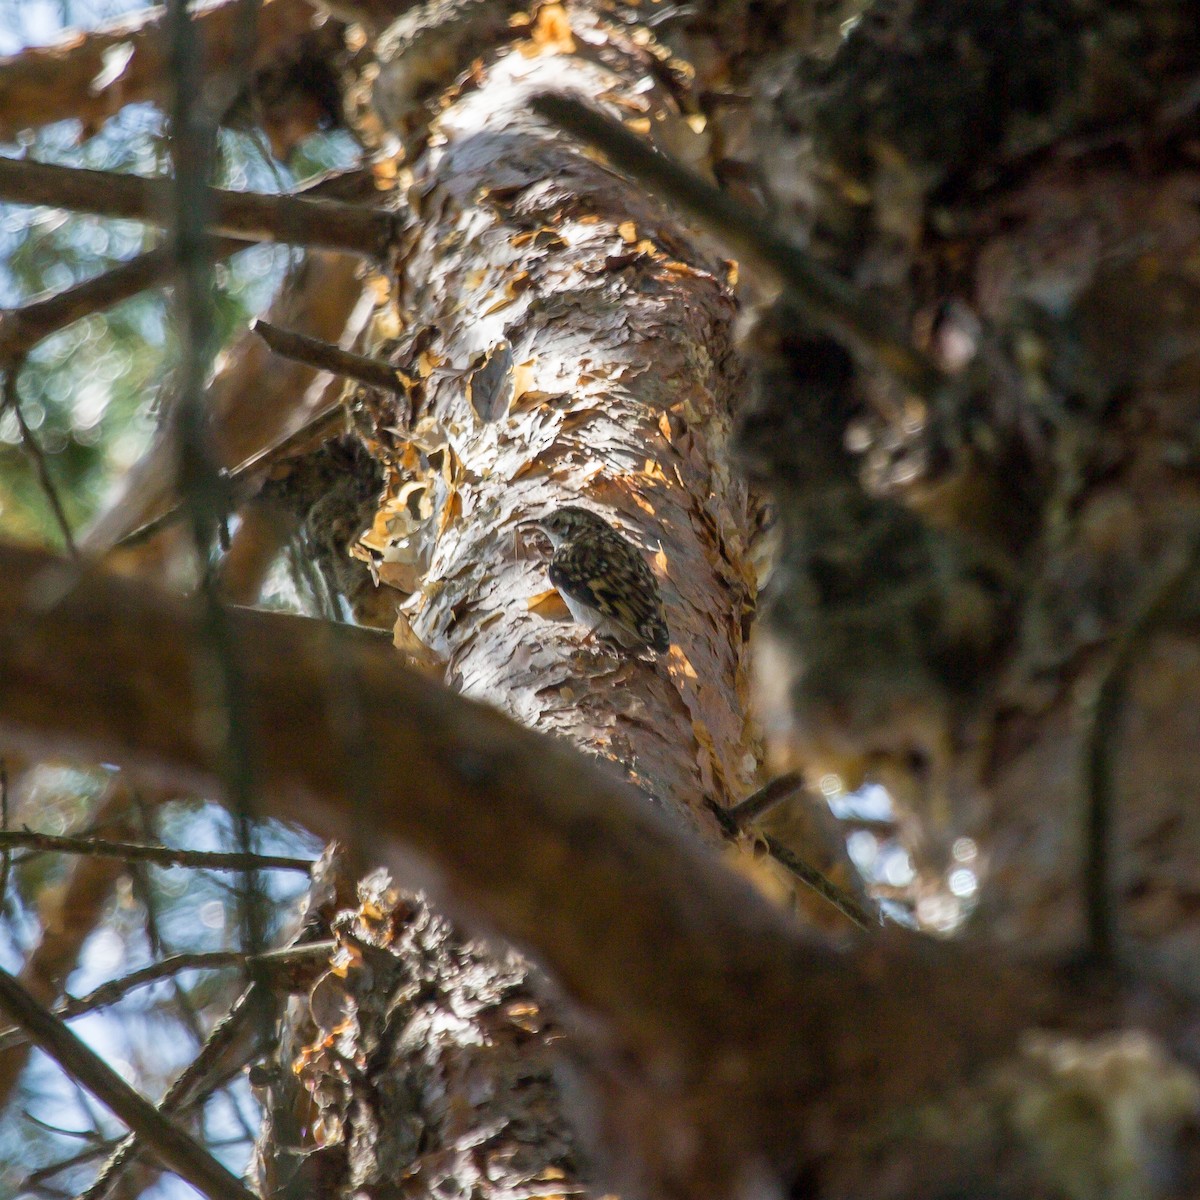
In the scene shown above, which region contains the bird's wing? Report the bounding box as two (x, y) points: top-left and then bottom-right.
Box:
(550, 531), (669, 650)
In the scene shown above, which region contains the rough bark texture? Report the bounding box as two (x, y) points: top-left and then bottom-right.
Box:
(7, 0), (1200, 1197)
(369, 9), (756, 830)
(251, 7), (771, 1196)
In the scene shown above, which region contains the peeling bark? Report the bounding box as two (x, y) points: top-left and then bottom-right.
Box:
(369, 16), (756, 831)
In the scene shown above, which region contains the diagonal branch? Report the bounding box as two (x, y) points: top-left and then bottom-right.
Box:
(0, 243), (239, 368)
(0, 156), (398, 257)
(0, 828), (311, 871)
(0, 964), (256, 1200)
(532, 93), (949, 400)
(0, 941), (333, 1054)
(252, 318), (414, 395)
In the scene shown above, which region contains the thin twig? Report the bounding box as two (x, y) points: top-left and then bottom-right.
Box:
(253, 318), (413, 394)
(114, 394), (348, 549)
(0, 965), (257, 1200)
(79, 969), (282, 1200)
(25, 1142), (118, 1190)
(760, 831), (878, 930)
(2, 366), (78, 557)
(0, 155), (397, 258)
(707, 799), (877, 930)
(1082, 528), (1200, 965)
(532, 93), (950, 401)
(22, 1109), (107, 1141)
(725, 772), (804, 826)
(0, 942), (333, 1054)
(0, 829), (312, 872)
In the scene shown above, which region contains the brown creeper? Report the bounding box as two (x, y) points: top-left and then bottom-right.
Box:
(535, 506), (670, 654)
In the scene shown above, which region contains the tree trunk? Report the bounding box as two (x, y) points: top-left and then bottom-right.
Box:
(257, 5), (772, 1197)
(3, 1), (1200, 1198)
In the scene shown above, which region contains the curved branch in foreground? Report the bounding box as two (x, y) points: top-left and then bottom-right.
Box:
(0, 541), (1188, 1198)
(0, 156), (397, 257)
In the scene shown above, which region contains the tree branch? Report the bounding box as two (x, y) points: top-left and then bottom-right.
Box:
(252, 318), (414, 394)
(0, 539), (1142, 1197)
(708, 794), (877, 930)
(0, 242), (237, 368)
(725, 771), (804, 825)
(0, 941), (333, 1054)
(0, 0), (327, 143)
(0, 156), (397, 257)
(0, 828), (312, 871)
(0, 964), (256, 1200)
(532, 93), (949, 400)
(0, 167), (374, 370)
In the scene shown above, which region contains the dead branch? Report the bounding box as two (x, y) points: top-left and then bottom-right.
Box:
(708, 796), (877, 930)
(0, 0), (325, 143)
(0, 828), (311, 871)
(725, 771), (804, 825)
(0, 156), (397, 257)
(116, 395), (349, 549)
(253, 318), (413, 394)
(0, 539), (1170, 1198)
(0, 941), (333, 1054)
(0, 965), (256, 1200)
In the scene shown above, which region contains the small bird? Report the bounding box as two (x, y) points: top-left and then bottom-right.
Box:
(535, 505), (670, 655)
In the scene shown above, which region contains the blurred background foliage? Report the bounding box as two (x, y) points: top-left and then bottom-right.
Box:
(0, 0), (358, 549)
(0, 2), (357, 1195)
